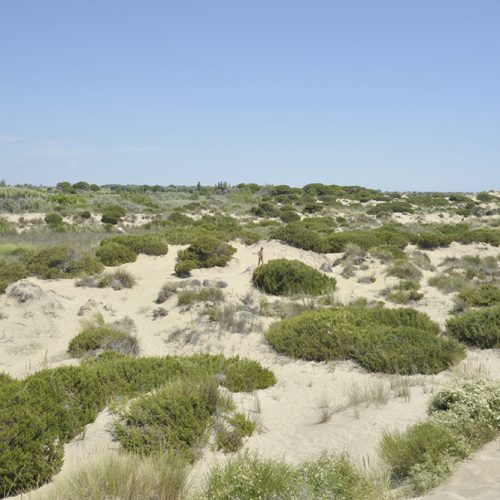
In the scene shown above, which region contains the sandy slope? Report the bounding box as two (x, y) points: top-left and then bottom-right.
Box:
(2, 240), (499, 499)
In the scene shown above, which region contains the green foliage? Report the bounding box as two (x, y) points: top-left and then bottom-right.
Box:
(0, 217), (15, 234)
(386, 260), (422, 282)
(250, 201), (280, 218)
(279, 209), (300, 223)
(101, 205), (126, 224)
(266, 306), (464, 374)
(175, 236), (236, 276)
(205, 453), (300, 499)
(25, 246), (104, 279)
(380, 379), (500, 494)
(0, 354), (275, 496)
(458, 284), (500, 308)
(271, 222), (410, 254)
(100, 234), (169, 256)
(44, 212), (63, 226)
(386, 281), (424, 304)
(0, 259), (27, 293)
(446, 305), (500, 348)
(97, 269), (136, 290)
(113, 378), (218, 461)
(367, 201), (414, 217)
(177, 287), (224, 306)
(68, 326), (139, 357)
(215, 412), (256, 453)
(205, 451), (389, 500)
(96, 241), (138, 266)
(252, 259), (336, 296)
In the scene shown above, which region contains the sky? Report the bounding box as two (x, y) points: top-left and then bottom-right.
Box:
(1, 0), (499, 191)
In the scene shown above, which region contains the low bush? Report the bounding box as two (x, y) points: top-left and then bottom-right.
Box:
(458, 284), (500, 308)
(446, 305), (500, 348)
(44, 212), (63, 226)
(175, 236), (236, 276)
(177, 287), (224, 306)
(0, 353), (275, 496)
(380, 379), (500, 494)
(204, 451), (389, 499)
(96, 241), (138, 266)
(252, 259), (336, 296)
(0, 217), (15, 234)
(0, 259), (27, 293)
(156, 282), (178, 303)
(279, 209), (300, 223)
(24, 246), (104, 279)
(266, 306), (464, 374)
(101, 205), (126, 224)
(385, 281), (424, 304)
(428, 272), (468, 293)
(100, 234), (169, 256)
(113, 378), (218, 461)
(98, 269), (136, 290)
(386, 260), (422, 282)
(68, 325), (139, 358)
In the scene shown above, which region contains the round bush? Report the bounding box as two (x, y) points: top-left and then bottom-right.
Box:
(446, 305), (500, 348)
(68, 326), (139, 357)
(44, 212), (63, 225)
(252, 259), (336, 296)
(96, 242), (138, 266)
(101, 205), (126, 225)
(266, 306), (464, 374)
(175, 236), (236, 276)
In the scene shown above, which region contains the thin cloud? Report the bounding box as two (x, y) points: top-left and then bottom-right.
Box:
(0, 134), (22, 143)
(116, 146), (161, 153)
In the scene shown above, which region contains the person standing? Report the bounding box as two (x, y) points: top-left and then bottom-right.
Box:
(257, 246), (264, 266)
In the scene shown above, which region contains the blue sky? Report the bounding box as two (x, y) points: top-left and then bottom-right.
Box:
(1, 0), (499, 191)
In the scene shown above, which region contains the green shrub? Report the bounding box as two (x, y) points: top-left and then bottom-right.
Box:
(446, 305), (500, 348)
(379, 420), (467, 491)
(215, 413), (256, 453)
(177, 287), (224, 306)
(205, 453), (300, 499)
(44, 212), (63, 226)
(428, 272), (468, 293)
(266, 306), (463, 374)
(100, 234), (169, 256)
(386, 281), (424, 304)
(252, 259), (336, 296)
(96, 241), (138, 266)
(0, 259), (27, 293)
(68, 326), (139, 357)
(0, 354), (275, 496)
(97, 269), (136, 290)
(175, 236), (236, 276)
(386, 260), (422, 282)
(0, 217), (15, 234)
(380, 379), (500, 494)
(101, 205), (126, 224)
(25, 246), (104, 279)
(301, 452), (389, 499)
(250, 202), (280, 218)
(458, 284), (500, 308)
(205, 451), (389, 500)
(279, 209), (300, 223)
(174, 259), (197, 277)
(113, 378), (218, 461)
